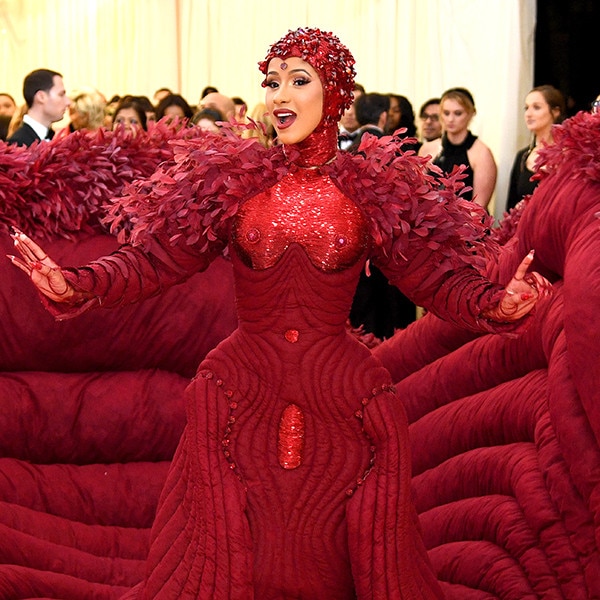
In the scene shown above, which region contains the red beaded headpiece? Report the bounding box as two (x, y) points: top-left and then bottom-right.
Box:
(259, 27), (356, 125)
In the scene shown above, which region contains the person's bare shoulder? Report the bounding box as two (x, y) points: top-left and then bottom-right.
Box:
(418, 139), (441, 159)
(470, 138), (497, 167)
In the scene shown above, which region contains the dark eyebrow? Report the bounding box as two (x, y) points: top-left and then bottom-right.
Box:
(267, 68), (312, 77)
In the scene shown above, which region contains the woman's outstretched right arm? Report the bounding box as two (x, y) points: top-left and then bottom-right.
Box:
(9, 229), (76, 303)
(8, 227), (225, 319)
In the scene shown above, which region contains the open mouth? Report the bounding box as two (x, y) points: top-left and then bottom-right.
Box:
(273, 110), (296, 130)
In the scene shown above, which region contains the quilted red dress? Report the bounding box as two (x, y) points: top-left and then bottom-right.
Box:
(48, 123), (523, 599)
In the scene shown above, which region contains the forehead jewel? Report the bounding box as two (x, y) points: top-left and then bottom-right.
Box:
(258, 27), (356, 119)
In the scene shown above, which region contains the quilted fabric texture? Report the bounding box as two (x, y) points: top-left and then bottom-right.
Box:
(0, 126), (237, 598)
(0, 109), (597, 598)
(374, 110), (600, 598)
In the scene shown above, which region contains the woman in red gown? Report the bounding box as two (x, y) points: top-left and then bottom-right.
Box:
(10, 27), (548, 599)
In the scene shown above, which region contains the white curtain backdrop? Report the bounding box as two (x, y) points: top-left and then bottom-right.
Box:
(0, 0), (536, 218)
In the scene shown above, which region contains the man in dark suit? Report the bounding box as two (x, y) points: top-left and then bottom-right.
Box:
(345, 92), (389, 154)
(346, 92), (418, 339)
(7, 69), (70, 147)
(338, 82), (365, 150)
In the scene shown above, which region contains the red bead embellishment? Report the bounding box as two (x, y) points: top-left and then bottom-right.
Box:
(246, 227), (260, 243)
(284, 329), (299, 343)
(278, 403), (305, 469)
(335, 234), (347, 247)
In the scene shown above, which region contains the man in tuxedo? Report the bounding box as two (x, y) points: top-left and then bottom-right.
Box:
(347, 92), (418, 339)
(338, 82), (365, 150)
(418, 97), (442, 142)
(7, 69), (70, 147)
(345, 92), (389, 154)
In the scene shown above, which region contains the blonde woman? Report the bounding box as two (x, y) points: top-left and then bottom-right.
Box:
(243, 101), (276, 147)
(7, 103), (27, 138)
(419, 87), (497, 210)
(66, 88), (106, 132)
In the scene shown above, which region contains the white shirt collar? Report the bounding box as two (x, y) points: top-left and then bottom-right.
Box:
(23, 114), (50, 141)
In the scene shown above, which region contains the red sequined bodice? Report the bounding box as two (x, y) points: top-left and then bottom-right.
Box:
(232, 167), (369, 273)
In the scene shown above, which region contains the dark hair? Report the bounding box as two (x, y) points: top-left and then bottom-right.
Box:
(23, 69), (62, 108)
(112, 96), (148, 130)
(155, 93), (194, 121)
(354, 92), (389, 127)
(191, 107), (223, 126)
(201, 86), (219, 98)
(388, 94), (417, 137)
(0, 114), (11, 141)
(530, 85), (566, 124)
(351, 83), (366, 105)
(419, 98), (441, 118)
(131, 95), (154, 115)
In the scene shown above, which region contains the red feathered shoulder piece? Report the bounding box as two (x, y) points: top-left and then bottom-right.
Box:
(323, 133), (499, 273)
(0, 121), (207, 240)
(105, 127), (289, 252)
(536, 110), (600, 183)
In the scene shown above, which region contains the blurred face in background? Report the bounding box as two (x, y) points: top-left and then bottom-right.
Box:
(200, 92), (235, 121)
(440, 98), (472, 137)
(386, 96), (401, 132)
(196, 117), (219, 133)
(164, 105), (186, 120)
(0, 93), (16, 117)
(419, 102), (441, 141)
(113, 107), (142, 135)
(68, 104), (88, 130)
(524, 90), (560, 136)
(340, 89), (363, 133)
(234, 102), (247, 123)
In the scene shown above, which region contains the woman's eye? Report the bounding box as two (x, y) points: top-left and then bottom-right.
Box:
(266, 80), (279, 89)
(294, 78), (309, 86)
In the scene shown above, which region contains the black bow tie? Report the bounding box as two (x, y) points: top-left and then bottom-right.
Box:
(45, 129), (55, 140)
(338, 131), (357, 142)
